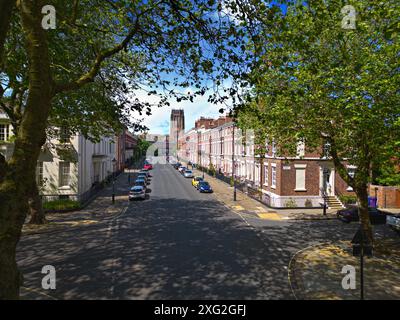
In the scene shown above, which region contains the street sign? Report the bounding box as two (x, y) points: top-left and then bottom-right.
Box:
(351, 227), (373, 257)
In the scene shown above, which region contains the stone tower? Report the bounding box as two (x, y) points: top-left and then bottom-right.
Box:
(169, 109), (185, 147)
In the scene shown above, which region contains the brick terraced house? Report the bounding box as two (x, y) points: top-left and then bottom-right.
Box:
(178, 116), (356, 209)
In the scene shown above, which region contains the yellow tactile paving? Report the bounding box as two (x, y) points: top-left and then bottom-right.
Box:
(257, 213), (282, 220)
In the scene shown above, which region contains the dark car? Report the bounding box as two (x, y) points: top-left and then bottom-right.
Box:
(197, 181), (213, 193)
(337, 207), (389, 224)
(174, 163), (182, 169)
(134, 179), (147, 190)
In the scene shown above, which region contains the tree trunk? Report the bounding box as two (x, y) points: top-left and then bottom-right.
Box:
(0, 0), (15, 69)
(355, 184), (374, 244)
(0, 176), (26, 299)
(0, 0), (53, 299)
(28, 181), (47, 225)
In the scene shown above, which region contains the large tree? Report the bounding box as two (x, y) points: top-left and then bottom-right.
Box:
(236, 0), (400, 241)
(0, 0), (247, 299)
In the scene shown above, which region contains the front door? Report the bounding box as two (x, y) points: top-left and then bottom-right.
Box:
(320, 166), (334, 196)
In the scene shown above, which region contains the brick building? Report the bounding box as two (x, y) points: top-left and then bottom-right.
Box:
(179, 116), (356, 208)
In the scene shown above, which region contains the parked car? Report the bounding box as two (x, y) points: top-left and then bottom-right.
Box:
(192, 176), (204, 188)
(134, 179), (147, 190)
(137, 174), (149, 184)
(387, 214), (400, 234)
(139, 170), (151, 178)
(183, 170), (194, 178)
(129, 185), (146, 200)
(197, 181), (213, 193)
(144, 163), (153, 170)
(174, 163), (181, 169)
(178, 166), (186, 173)
(337, 206), (390, 224)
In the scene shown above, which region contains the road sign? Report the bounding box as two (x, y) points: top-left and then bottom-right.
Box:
(351, 227), (373, 257)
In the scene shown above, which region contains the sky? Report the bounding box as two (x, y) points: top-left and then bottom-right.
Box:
(130, 86), (232, 135)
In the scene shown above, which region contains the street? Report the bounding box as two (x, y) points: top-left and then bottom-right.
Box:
(17, 163), (363, 300)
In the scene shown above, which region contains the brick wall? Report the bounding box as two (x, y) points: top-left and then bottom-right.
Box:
(368, 184), (400, 208)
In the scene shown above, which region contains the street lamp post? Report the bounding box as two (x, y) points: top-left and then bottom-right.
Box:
(323, 167), (329, 216)
(112, 158), (116, 204)
(232, 123), (237, 201)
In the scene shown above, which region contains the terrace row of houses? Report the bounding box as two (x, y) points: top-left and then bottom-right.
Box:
(0, 110), (139, 203)
(176, 116), (356, 209)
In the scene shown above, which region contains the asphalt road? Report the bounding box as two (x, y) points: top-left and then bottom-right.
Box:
(17, 163), (376, 300)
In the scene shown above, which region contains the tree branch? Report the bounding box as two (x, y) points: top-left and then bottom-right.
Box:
(54, 19), (140, 95)
(327, 136), (354, 188)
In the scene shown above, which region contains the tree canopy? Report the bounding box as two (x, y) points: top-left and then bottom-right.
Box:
(236, 0), (400, 240)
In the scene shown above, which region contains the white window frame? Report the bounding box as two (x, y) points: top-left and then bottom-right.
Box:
(264, 163), (269, 186)
(271, 163), (277, 189)
(0, 124), (9, 141)
(294, 164), (307, 191)
(59, 162), (71, 187)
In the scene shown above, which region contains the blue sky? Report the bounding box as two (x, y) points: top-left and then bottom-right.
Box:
(131, 87), (228, 135)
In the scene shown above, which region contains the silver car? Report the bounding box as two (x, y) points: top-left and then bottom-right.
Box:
(129, 186), (146, 200)
(183, 170), (194, 178)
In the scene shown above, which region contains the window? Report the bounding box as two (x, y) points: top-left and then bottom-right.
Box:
(255, 164), (260, 186)
(272, 141), (277, 157)
(36, 162), (44, 186)
(294, 164), (307, 191)
(297, 141), (305, 157)
(264, 164), (269, 186)
(0, 124), (9, 141)
(59, 162), (70, 187)
(271, 165), (277, 188)
(347, 167), (356, 191)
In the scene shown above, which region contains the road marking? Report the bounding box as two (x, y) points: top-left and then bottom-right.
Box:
(257, 213), (282, 220)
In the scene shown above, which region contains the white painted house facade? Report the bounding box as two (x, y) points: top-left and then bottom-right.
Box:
(0, 111), (117, 203)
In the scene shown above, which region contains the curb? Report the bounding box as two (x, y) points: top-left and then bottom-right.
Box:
(287, 242), (333, 300)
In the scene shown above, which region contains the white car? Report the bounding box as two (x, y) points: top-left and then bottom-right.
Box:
(183, 170), (194, 178)
(129, 186), (146, 200)
(387, 215), (400, 234)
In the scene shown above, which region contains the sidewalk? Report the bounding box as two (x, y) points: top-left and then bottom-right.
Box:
(22, 170), (135, 235)
(289, 234), (400, 300)
(183, 162), (337, 221)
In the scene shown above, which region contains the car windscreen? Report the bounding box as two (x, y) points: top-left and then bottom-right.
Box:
(131, 187), (143, 192)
